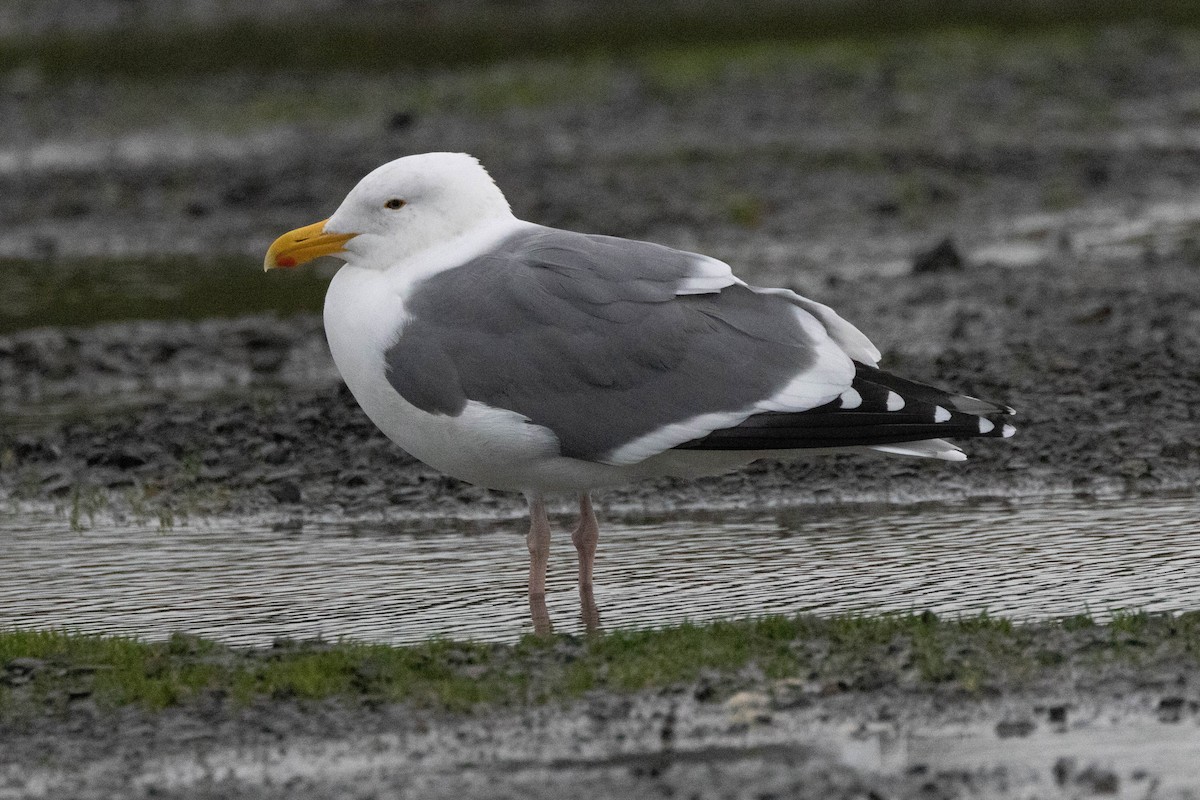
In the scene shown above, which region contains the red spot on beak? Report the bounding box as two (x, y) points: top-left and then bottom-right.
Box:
(277, 255), (297, 268)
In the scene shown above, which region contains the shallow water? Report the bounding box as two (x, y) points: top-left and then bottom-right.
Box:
(1, 493), (1197, 645)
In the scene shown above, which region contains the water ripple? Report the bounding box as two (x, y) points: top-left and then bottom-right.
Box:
(0, 494), (1197, 645)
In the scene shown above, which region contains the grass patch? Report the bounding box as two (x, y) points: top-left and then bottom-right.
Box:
(724, 192), (766, 229)
(0, 256), (331, 334)
(4, 611), (1200, 717)
(3, 0), (1199, 82)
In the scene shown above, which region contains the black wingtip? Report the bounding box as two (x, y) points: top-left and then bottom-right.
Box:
(675, 363), (1016, 452)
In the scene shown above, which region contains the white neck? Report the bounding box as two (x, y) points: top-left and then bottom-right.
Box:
(379, 216), (531, 297)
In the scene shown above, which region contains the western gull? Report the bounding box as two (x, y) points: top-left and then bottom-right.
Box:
(264, 152), (1016, 636)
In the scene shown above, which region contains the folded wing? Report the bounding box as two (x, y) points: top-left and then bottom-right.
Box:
(385, 225), (860, 465)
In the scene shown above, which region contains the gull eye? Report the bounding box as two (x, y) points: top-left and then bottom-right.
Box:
(384, 198), (406, 210)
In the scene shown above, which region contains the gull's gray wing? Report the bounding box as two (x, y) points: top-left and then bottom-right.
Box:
(385, 225), (855, 465)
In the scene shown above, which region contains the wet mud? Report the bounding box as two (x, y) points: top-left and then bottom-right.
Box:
(4, 26), (1200, 521)
(3, 244), (1197, 522)
(3, 16), (1200, 800)
(4, 645), (1200, 799)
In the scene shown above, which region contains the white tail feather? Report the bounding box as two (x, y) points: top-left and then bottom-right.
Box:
(869, 439), (967, 461)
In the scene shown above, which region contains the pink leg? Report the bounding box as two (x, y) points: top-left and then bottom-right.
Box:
(572, 492), (602, 633)
(526, 494), (553, 636)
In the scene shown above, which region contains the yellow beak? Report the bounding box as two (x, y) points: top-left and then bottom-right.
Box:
(263, 219), (356, 271)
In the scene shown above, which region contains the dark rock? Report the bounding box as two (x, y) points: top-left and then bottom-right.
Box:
(3, 657), (46, 686)
(872, 199), (900, 216)
(387, 110), (416, 130)
(1157, 695), (1187, 723)
(1084, 159), (1111, 187)
(995, 718), (1035, 738)
(5, 657), (46, 674)
(13, 437), (61, 461)
(41, 476), (75, 497)
(270, 481), (303, 504)
(259, 443), (291, 465)
(97, 448), (149, 470)
(1161, 440), (1193, 459)
(1072, 305), (1113, 325)
(912, 237), (964, 274)
(222, 177), (267, 206)
(247, 348), (287, 373)
(1075, 766), (1119, 794)
(1053, 757), (1075, 787)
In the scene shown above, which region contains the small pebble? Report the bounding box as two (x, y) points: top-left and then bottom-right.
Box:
(912, 237), (964, 274)
(270, 481), (303, 504)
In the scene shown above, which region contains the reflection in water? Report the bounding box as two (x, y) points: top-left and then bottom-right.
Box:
(0, 494), (1197, 645)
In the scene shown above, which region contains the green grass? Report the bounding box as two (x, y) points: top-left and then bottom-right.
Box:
(0, 256), (331, 334)
(3, 0), (1199, 82)
(4, 611), (1199, 716)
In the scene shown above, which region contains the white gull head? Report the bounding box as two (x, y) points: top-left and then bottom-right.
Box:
(324, 152), (514, 271)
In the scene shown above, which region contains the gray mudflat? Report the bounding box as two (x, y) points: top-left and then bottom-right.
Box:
(4, 674), (1198, 799)
(3, 14), (1200, 800)
(4, 25), (1200, 518)
(3, 244), (1196, 519)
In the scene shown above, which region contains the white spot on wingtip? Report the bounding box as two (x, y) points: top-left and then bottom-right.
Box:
(979, 418), (995, 434)
(944, 450), (968, 462)
(1002, 423), (1016, 438)
(886, 391), (904, 411)
(839, 388), (862, 409)
(934, 406), (951, 423)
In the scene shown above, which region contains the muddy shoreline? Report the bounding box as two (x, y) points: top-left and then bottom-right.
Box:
(4, 25), (1200, 521)
(4, 686), (1191, 799)
(3, 246), (1198, 523)
(3, 17), (1200, 800)
(4, 614), (1200, 800)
